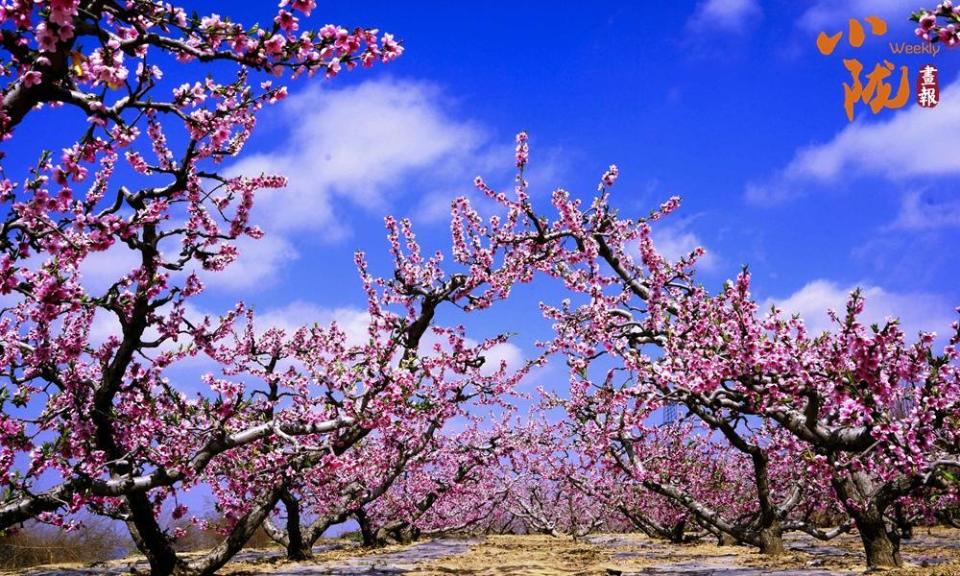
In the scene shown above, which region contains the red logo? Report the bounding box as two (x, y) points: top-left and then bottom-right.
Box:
(916, 64), (939, 108)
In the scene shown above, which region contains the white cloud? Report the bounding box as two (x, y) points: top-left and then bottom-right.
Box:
(198, 234), (299, 291)
(764, 279), (953, 338)
(746, 80), (960, 203)
(798, 0), (906, 33)
(253, 301), (371, 345)
(251, 300), (524, 375)
(746, 78), (960, 204)
(223, 78), (566, 281)
(479, 341), (524, 375)
(651, 223), (719, 272)
(229, 78), (488, 239)
(890, 190), (960, 230)
(78, 244), (141, 295)
(87, 308), (122, 346)
(67, 73), (548, 297)
(88, 300), (216, 371)
(76, 230), (297, 295)
(688, 0), (762, 33)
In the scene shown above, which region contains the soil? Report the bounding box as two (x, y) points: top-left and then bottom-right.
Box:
(9, 528), (960, 576)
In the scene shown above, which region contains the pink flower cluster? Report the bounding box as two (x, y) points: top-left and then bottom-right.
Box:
(914, 2), (960, 45)
(451, 133), (960, 566)
(0, 1), (957, 570)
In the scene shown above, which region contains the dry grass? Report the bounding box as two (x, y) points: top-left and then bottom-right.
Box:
(894, 563), (960, 576)
(412, 535), (609, 576)
(412, 531), (960, 576)
(0, 519), (128, 571)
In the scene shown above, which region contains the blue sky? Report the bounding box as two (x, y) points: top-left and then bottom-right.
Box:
(201, 0), (960, 351)
(9, 0), (959, 357)
(2, 0), (957, 423)
(5, 0), (960, 532)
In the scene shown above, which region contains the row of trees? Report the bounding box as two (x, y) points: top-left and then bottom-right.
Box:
(0, 1), (957, 575)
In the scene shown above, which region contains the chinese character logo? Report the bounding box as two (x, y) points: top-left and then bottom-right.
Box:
(916, 64), (940, 108)
(817, 17), (910, 121)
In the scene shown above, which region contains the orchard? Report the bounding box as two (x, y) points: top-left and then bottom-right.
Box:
(0, 2), (958, 575)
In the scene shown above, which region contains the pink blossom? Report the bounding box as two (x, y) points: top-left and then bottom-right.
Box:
(22, 70), (42, 87)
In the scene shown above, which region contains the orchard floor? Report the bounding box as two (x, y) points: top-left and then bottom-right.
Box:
(11, 528), (960, 576)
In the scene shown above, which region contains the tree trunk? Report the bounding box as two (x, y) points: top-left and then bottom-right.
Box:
(716, 531), (738, 546)
(938, 509), (960, 529)
(261, 517), (290, 548)
(894, 503), (913, 541)
(393, 527), (417, 544)
(179, 487), (283, 576)
(677, 400), (786, 555)
(124, 486), (281, 576)
(125, 493), (185, 576)
(832, 473), (902, 568)
(748, 452), (784, 556)
(279, 490), (312, 561)
(668, 519), (687, 544)
(641, 480), (746, 550)
(857, 516), (901, 569)
(355, 510), (378, 548)
(756, 524), (785, 556)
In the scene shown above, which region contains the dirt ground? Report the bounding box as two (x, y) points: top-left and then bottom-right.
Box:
(10, 528), (960, 576)
(410, 531), (960, 576)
